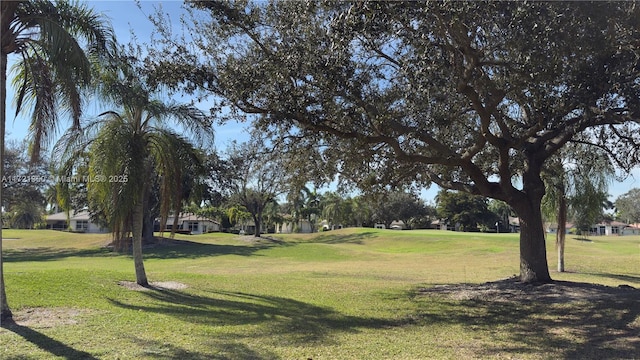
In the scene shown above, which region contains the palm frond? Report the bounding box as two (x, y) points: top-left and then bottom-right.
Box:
(146, 127), (205, 237)
(9, 0), (114, 160)
(88, 116), (145, 237)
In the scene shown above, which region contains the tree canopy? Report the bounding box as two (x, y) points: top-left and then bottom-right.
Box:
(2, 140), (49, 229)
(372, 192), (427, 229)
(148, 1), (640, 283)
(436, 190), (495, 232)
(225, 139), (286, 237)
(615, 188), (640, 224)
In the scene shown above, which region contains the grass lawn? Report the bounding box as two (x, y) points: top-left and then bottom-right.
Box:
(1, 228), (639, 359)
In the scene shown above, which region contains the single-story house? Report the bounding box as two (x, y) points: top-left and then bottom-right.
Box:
(374, 221), (407, 230)
(589, 221), (628, 236)
(45, 210), (108, 233)
(547, 220), (639, 236)
(430, 219), (449, 230)
(278, 219), (314, 234)
(545, 222), (574, 234)
(507, 216), (520, 233)
(621, 224), (640, 236)
(162, 213), (220, 234)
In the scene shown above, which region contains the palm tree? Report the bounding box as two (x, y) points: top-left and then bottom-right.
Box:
(488, 199), (513, 233)
(303, 188), (321, 232)
(286, 186), (307, 233)
(542, 144), (614, 272)
(286, 185), (320, 232)
(542, 156), (570, 272)
(321, 192), (346, 230)
(227, 205), (251, 234)
(1, 0), (113, 322)
(56, 54), (212, 286)
(350, 195), (372, 228)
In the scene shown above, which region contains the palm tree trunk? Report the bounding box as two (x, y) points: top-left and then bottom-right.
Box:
(556, 193), (567, 272)
(1, 45), (13, 323)
(132, 195), (149, 286)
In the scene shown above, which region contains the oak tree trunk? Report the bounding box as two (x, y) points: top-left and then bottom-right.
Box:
(253, 213), (261, 238)
(513, 195), (552, 283)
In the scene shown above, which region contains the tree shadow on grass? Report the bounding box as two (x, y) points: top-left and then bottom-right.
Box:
(414, 280), (640, 359)
(307, 231), (377, 245)
(3, 240), (276, 262)
(1, 321), (99, 360)
(140, 239), (274, 260)
(3, 247), (111, 262)
(582, 272), (640, 285)
(132, 336), (279, 360)
(108, 288), (398, 346)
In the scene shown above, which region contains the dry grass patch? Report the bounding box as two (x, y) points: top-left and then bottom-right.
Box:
(3, 307), (92, 329)
(421, 276), (639, 303)
(117, 281), (188, 291)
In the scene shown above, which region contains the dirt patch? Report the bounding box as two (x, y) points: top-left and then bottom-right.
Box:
(3, 307), (90, 329)
(419, 276), (640, 303)
(117, 280), (188, 291)
(418, 278), (640, 358)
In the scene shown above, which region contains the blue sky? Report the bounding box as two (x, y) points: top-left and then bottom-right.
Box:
(5, 0), (639, 203)
(6, 0), (250, 150)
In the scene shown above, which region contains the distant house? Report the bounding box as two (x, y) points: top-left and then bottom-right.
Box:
(545, 222), (574, 234)
(429, 219), (448, 230)
(45, 210), (108, 233)
(507, 216), (520, 233)
(547, 220), (639, 236)
(590, 221), (635, 236)
(374, 221), (407, 230)
(242, 219), (258, 234)
(591, 221), (640, 235)
(162, 213), (220, 234)
(621, 224), (640, 236)
(278, 219), (314, 234)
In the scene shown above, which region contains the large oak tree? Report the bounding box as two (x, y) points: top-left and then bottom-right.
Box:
(148, 1), (640, 283)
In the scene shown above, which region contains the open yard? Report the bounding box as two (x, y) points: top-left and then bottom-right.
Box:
(1, 229), (639, 359)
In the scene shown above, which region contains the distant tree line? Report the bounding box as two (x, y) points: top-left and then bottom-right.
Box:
(8, 132), (636, 235)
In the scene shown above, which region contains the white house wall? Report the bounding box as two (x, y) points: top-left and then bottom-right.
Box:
(278, 220), (314, 234)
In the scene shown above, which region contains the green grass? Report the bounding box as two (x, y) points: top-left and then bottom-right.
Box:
(1, 228), (639, 359)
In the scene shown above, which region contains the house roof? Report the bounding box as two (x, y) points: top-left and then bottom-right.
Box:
(594, 221), (630, 227)
(48, 210), (221, 225)
(164, 213), (220, 224)
(46, 210), (91, 222)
